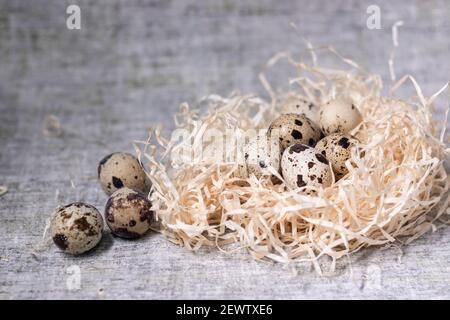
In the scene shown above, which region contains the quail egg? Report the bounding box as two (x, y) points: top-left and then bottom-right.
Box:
(105, 187), (154, 239)
(98, 152), (149, 195)
(244, 135), (280, 179)
(51, 202), (104, 255)
(281, 144), (332, 191)
(319, 97), (362, 135)
(268, 113), (322, 152)
(315, 133), (358, 180)
(281, 94), (318, 123)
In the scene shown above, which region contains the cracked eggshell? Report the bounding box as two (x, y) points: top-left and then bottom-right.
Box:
(319, 97), (362, 135)
(51, 202), (104, 255)
(98, 152), (149, 195)
(315, 133), (358, 180)
(267, 113), (322, 152)
(281, 144), (332, 191)
(281, 94), (318, 123)
(244, 135), (280, 179)
(105, 187), (154, 239)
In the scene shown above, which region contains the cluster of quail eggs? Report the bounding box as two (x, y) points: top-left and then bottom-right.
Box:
(241, 95), (362, 192)
(50, 152), (154, 255)
(50, 95), (361, 255)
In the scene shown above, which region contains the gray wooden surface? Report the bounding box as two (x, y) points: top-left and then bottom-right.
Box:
(0, 0), (449, 300)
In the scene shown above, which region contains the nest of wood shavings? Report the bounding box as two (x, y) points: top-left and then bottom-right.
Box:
(136, 46), (449, 274)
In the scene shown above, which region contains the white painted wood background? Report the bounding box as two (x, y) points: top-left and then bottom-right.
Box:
(0, 0), (449, 299)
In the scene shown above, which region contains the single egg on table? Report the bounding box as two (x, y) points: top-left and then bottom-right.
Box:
(319, 96), (362, 135)
(281, 94), (318, 123)
(105, 187), (154, 239)
(244, 135), (280, 179)
(98, 152), (149, 195)
(51, 202), (104, 255)
(267, 113), (322, 152)
(315, 133), (359, 180)
(281, 144), (332, 191)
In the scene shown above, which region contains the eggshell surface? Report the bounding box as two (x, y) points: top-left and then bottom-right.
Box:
(268, 113), (322, 152)
(315, 133), (358, 179)
(319, 97), (362, 134)
(98, 152), (149, 195)
(51, 202), (104, 255)
(281, 144), (332, 191)
(105, 188), (154, 239)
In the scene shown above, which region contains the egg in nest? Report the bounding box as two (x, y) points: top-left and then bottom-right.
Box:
(319, 97), (362, 135)
(281, 94), (318, 123)
(315, 133), (359, 180)
(244, 135), (280, 179)
(268, 113), (322, 152)
(281, 144), (332, 191)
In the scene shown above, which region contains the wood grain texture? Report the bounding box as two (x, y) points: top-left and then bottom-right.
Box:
(0, 0), (449, 299)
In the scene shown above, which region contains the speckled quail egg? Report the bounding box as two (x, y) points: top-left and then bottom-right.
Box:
(319, 97), (362, 135)
(281, 144), (332, 191)
(98, 152), (149, 195)
(281, 94), (318, 123)
(244, 135), (280, 179)
(51, 202), (104, 255)
(268, 113), (322, 152)
(105, 187), (154, 239)
(315, 133), (359, 180)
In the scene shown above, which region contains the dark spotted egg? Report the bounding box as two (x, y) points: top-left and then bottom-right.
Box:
(51, 202), (103, 255)
(315, 133), (358, 180)
(281, 144), (332, 191)
(267, 114), (322, 152)
(98, 152), (149, 195)
(104, 188), (154, 239)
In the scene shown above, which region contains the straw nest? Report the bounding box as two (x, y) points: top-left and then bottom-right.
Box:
(137, 43), (450, 274)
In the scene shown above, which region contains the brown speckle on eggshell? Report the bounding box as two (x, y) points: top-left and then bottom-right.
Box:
(105, 188), (154, 239)
(281, 144), (332, 191)
(268, 113), (322, 152)
(319, 97), (362, 134)
(98, 152), (150, 195)
(315, 133), (359, 180)
(244, 135), (280, 179)
(51, 202), (104, 255)
(281, 94), (319, 123)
